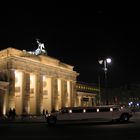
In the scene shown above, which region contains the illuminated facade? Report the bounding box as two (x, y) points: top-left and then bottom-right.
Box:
(76, 82), (99, 107)
(0, 48), (78, 115)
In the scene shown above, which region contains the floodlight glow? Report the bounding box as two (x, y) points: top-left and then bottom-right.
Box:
(106, 58), (111, 63)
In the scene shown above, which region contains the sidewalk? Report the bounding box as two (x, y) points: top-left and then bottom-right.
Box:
(0, 115), (47, 123)
(131, 111), (140, 120)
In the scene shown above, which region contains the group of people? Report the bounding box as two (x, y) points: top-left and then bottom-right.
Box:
(42, 109), (48, 115)
(8, 108), (16, 120)
(42, 109), (57, 115)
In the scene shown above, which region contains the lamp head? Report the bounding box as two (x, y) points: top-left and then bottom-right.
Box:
(106, 58), (111, 63)
(98, 60), (103, 64)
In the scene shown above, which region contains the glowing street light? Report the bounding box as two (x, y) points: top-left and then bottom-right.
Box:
(98, 58), (112, 105)
(106, 58), (111, 63)
(98, 58), (112, 80)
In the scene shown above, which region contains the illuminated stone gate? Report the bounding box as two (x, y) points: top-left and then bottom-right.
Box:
(0, 48), (78, 115)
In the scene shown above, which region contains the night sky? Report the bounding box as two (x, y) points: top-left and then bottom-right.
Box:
(1, 2), (140, 87)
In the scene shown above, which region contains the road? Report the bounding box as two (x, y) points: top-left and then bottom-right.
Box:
(0, 112), (140, 140)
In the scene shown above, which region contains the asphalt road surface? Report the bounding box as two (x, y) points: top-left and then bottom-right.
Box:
(0, 113), (140, 140)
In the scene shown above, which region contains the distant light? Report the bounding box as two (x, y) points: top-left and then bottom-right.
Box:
(137, 103), (139, 107)
(110, 108), (113, 112)
(129, 101), (133, 106)
(121, 106), (123, 110)
(106, 58), (111, 63)
(97, 108), (99, 112)
(130, 101), (133, 104)
(83, 109), (86, 113)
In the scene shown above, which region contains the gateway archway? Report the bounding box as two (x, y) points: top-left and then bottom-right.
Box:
(0, 81), (9, 115)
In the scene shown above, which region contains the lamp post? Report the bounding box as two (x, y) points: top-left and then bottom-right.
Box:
(98, 58), (112, 105)
(98, 75), (101, 105)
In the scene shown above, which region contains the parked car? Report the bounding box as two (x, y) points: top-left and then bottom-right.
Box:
(45, 105), (133, 125)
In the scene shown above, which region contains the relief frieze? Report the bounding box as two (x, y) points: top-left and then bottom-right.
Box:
(9, 57), (77, 81)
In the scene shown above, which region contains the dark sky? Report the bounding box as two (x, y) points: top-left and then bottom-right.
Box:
(1, 2), (140, 87)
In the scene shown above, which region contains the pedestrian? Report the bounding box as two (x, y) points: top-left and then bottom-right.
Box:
(46, 109), (48, 115)
(42, 109), (45, 115)
(12, 108), (16, 120)
(8, 108), (12, 119)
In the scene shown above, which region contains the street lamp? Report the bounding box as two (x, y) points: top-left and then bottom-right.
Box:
(98, 58), (112, 105)
(98, 58), (111, 80)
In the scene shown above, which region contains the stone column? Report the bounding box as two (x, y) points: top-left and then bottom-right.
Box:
(36, 74), (43, 115)
(57, 79), (62, 109)
(0, 90), (4, 115)
(61, 79), (64, 107)
(29, 74), (37, 115)
(22, 72), (30, 114)
(8, 70), (15, 109)
(15, 71), (23, 115)
(3, 89), (8, 115)
(66, 81), (70, 107)
(51, 77), (57, 111)
(69, 81), (74, 107)
(78, 96), (82, 107)
(92, 96), (96, 106)
(54, 78), (58, 110)
(88, 97), (92, 107)
(42, 76), (52, 113)
(71, 81), (77, 107)
(61, 80), (67, 107)
(46, 77), (52, 113)
(22, 72), (26, 115)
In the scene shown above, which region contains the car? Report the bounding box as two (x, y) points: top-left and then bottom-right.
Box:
(45, 105), (133, 125)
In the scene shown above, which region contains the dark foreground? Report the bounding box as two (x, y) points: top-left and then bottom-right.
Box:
(0, 113), (140, 140)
